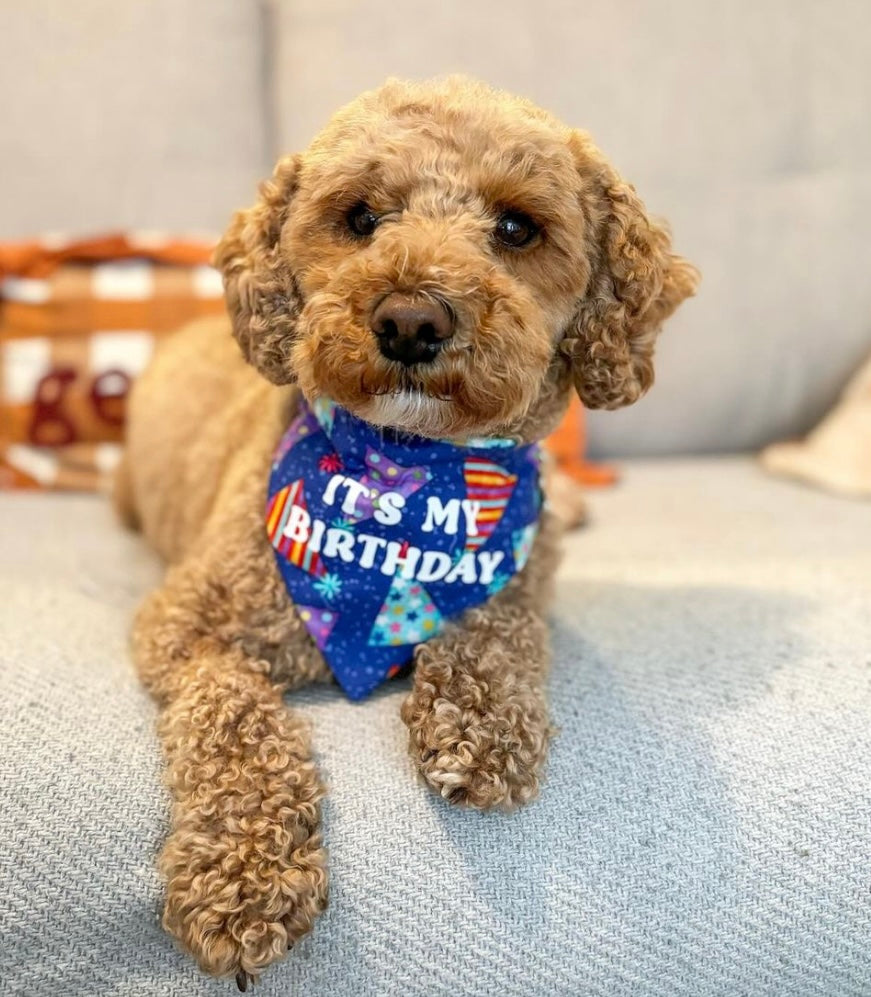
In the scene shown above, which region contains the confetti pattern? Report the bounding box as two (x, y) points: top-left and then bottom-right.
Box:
(486, 572), (512, 596)
(312, 396), (336, 435)
(348, 448), (431, 522)
(296, 604), (338, 650)
(273, 408), (319, 467)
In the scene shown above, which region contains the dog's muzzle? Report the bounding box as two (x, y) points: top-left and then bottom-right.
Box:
(371, 292), (454, 366)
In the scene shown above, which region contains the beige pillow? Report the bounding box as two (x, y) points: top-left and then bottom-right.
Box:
(761, 352), (871, 498)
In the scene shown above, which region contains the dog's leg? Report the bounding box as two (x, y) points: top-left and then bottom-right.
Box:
(401, 514), (562, 810)
(133, 551), (330, 983)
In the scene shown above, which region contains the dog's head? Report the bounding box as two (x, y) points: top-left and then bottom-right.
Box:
(215, 77), (698, 441)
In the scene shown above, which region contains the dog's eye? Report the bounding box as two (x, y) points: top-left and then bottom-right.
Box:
(494, 210), (539, 249)
(347, 202), (380, 237)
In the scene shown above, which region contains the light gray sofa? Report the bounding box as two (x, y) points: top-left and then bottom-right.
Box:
(2, 460), (870, 995)
(2, 3), (871, 995)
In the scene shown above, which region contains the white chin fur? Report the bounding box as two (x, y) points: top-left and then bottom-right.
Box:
(365, 391), (451, 437)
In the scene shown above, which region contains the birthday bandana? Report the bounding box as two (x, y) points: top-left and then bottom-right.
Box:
(266, 397), (542, 700)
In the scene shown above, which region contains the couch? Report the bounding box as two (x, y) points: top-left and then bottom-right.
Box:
(2, 460), (870, 995)
(2, 2), (870, 994)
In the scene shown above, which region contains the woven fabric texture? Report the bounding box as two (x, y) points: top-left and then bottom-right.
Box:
(1, 458), (869, 996)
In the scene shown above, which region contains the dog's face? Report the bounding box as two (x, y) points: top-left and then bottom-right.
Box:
(216, 77), (698, 441)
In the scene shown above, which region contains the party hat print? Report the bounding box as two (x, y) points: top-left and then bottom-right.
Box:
(368, 576), (444, 647)
(512, 522), (538, 572)
(463, 457), (517, 552)
(265, 479), (326, 577)
(296, 604), (338, 651)
(347, 448), (431, 522)
(273, 407), (319, 466)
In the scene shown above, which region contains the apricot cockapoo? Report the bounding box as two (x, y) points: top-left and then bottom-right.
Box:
(118, 77), (698, 987)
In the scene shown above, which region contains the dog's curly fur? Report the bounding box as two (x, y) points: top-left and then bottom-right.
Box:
(119, 77), (697, 984)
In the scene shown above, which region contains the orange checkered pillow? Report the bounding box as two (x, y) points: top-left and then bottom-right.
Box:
(0, 233), (224, 489)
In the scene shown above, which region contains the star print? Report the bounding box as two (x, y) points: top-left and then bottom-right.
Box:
(314, 572), (343, 600)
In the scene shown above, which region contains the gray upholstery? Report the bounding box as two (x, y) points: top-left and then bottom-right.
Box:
(0, 0), (270, 237)
(2, 459), (870, 995)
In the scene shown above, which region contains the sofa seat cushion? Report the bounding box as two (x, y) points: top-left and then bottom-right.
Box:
(1, 457), (869, 996)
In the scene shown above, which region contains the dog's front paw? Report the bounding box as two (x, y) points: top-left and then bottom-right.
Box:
(159, 811), (328, 981)
(401, 670), (551, 810)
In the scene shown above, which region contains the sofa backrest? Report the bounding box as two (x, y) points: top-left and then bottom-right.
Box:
(3, 0), (870, 456)
(0, 0), (270, 239)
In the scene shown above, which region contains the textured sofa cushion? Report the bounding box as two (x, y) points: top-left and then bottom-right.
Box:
(1, 458), (870, 996)
(0, 0), (269, 237)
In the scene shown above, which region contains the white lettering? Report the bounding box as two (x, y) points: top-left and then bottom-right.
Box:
(444, 552), (479, 584)
(399, 545), (422, 579)
(322, 527), (355, 562)
(282, 504), (311, 542)
(308, 518), (326, 553)
(322, 474), (345, 506)
(373, 490), (406, 526)
(279, 506), (511, 591)
(422, 496), (461, 535)
(340, 477), (370, 516)
(356, 533), (387, 569)
(461, 499), (480, 536)
(417, 550), (453, 582)
(477, 550), (505, 586)
(380, 540), (405, 576)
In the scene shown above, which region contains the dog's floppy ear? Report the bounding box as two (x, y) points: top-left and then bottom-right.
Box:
(213, 155), (303, 384)
(561, 133), (699, 410)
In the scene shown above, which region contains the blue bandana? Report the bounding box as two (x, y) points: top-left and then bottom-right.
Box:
(266, 397), (542, 700)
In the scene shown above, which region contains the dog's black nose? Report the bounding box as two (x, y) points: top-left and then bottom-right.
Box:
(371, 294), (453, 366)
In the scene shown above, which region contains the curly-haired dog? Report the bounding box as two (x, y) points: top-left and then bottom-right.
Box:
(118, 77), (698, 986)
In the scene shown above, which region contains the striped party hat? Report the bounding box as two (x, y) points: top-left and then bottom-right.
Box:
(265, 479), (326, 577)
(463, 457), (517, 552)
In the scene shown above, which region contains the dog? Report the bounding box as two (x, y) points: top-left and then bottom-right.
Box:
(118, 76), (698, 986)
